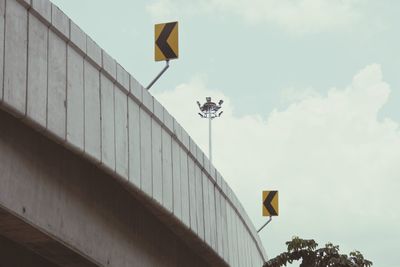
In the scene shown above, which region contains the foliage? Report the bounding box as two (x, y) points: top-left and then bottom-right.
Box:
(263, 237), (373, 267)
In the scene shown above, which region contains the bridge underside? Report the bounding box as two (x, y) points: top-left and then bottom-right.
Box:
(0, 109), (209, 266)
(0, 206), (90, 267)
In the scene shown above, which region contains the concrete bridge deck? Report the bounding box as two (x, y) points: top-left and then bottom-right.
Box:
(0, 0), (267, 266)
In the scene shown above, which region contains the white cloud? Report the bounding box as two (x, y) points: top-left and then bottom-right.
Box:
(154, 64), (400, 266)
(146, 0), (362, 34)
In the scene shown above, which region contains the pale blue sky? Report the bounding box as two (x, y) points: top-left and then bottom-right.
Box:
(51, 0), (400, 120)
(51, 1), (400, 266)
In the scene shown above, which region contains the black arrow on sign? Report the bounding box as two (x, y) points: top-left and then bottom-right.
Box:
(156, 22), (177, 59)
(263, 191), (277, 216)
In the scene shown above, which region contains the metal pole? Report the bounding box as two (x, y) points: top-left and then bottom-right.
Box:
(146, 60), (170, 90)
(209, 109), (212, 163)
(257, 216), (272, 233)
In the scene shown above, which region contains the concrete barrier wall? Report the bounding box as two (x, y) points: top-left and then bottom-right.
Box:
(0, 0), (267, 266)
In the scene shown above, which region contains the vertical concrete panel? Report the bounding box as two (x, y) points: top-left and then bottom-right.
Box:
(66, 45), (84, 150)
(229, 208), (237, 267)
(100, 73), (115, 171)
(163, 108), (173, 133)
(128, 98), (140, 188)
(188, 157), (197, 234)
(31, 0), (51, 23)
(141, 87), (153, 112)
(238, 221), (244, 267)
(101, 50), (116, 79)
(209, 165), (216, 182)
(173, 119), (182, 143)
(239, 224), (246, 267)
(116, 63), (129, 90)
(194, 164), (204, 240)
(245, 234), (251, 267)
(221, 196), (229, 262)
(240, 223), (247, 267)
(3, 0), (27, 115)
(202, 172), (211, 246)
(232, 210), (239, 267)
(47, 30), (66, 140)
(203, 155), (210, 175)
(27, 13), (47, 127)
(196, 146), (204, 170)
(161, 128), (172, 212)
(246, 229), (252, 267)
(171, 138), (181, 220)
(215, 189), (223, 258)
(209, 179), (217, 250)
(70, 20), (86, 53)
(129, 75), (142, 102)
(114, 89), (128, 179)
(0, 0), (5, 102)
(86, 36), (101, 67)
(180, 147), (190, 227)
(51, 4), (69, 38)
(249, 241), (255, 267)
(181, 129), (189, 150)
(226, 203), (234, 266)
(252, 243), (259, 267)
(84, 60), (100, 160)
(151, 118), (162, 204)
(140, 108), (152, 196)
(153, 98), (163, 123)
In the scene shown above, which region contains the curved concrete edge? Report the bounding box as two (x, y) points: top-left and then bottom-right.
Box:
(1, 0), (267, 265)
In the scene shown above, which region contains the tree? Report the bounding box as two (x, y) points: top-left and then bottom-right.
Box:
(263, 236), (373, 267)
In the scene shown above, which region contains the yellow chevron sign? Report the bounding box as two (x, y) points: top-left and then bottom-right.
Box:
(262, 191), (279, 216)
(155, 22), (178, 61)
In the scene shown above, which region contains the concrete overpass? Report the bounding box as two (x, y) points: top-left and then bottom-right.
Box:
(0, 0), (267, 266)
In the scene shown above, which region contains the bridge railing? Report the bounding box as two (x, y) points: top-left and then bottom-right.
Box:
(0, 0), (267, 266)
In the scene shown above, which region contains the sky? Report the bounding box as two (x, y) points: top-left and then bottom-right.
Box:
(51, 1), (400, 266)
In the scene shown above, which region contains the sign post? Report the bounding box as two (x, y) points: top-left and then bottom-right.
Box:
(258, 190), (279, 233)
(147, 21), (179, 90)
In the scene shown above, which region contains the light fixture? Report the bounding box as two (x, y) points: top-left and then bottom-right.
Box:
(196, 97), (224, 163)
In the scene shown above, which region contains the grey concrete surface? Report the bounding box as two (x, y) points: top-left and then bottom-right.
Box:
(51, 3), (69, 38)
(128, 98), (141, 188)
(101, 50), (116, 79)
(180, 146), (190, 227)
(84, 59), (101, 160)
(116, 63), (130, 90)
(27, 13), (48, 128)
(140, 107), (153, 196)
(0, 109), (209, 267)
(70, 20), (86, 53)
(66, 44), (84, 150)
(0, 0), (267, 266)
(47, 30), (67, 140)
(151, 117), (163, 204)
(86, 36), (102, 67)
(100, 73), (115, 171)
(172, 137), (182, 221)
(32, 0), (51, 24)
(0, 0), (4, 103)
(114, 88), (129, 178)
(188, 157), (197, 234)
(3, 0), (27, 115)
(161, 128), (173, 212)
(195, 163), (205, 241)
(0, 235), (57, 267)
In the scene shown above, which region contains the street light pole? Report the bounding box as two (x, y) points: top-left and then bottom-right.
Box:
(197, 97), (223, 163)
(209, 113), (212, 162)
